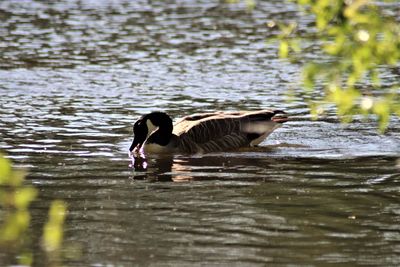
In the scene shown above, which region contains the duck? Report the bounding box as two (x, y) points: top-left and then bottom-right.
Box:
(129, 110), (288, 154)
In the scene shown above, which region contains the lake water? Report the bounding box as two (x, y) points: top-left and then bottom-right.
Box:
(1, 0), (400, 266)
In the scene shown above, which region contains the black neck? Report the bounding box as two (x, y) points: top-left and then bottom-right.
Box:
(147, 127), (172, 146)
(146, 114), (173, 146)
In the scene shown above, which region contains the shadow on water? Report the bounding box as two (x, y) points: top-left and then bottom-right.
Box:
(129, 150), (399, 183)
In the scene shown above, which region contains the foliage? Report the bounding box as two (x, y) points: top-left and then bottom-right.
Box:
(0, 155), (37, 266)
(279, 0), (400, 131)
(42, 200), (67, 266)
(43, 201), (67, 252)
(0, 154), (67, 266)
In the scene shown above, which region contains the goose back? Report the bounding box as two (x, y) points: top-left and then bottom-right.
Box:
(173, 110), (278, 153)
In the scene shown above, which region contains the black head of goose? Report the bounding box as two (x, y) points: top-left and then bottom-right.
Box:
(129, 110), (288, 154)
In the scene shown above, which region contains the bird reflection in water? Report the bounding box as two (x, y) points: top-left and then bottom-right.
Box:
(170, 159), (193, 182)
(128, 144), (305, 182)
(129, 148), (148, 171)
(129, 150), (193, 182)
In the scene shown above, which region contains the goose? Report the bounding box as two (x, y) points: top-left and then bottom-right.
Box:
(129, 110), (288, 154)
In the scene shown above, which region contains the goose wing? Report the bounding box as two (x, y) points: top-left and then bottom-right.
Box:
(173, 110), (278, 153)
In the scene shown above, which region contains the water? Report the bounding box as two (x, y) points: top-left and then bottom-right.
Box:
(1, 0), (400, 266)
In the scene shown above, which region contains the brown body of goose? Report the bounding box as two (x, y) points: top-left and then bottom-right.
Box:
(129, 110), (288, 154)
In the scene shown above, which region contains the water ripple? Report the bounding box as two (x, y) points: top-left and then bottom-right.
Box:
(1, 0), (400, 266)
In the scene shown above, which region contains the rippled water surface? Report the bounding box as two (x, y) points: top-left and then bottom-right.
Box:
(1, 0), (400, 266)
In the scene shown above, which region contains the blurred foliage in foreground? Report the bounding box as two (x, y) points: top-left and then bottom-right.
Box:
(278, 0), (400, 131)
(0, 154), (67, 266)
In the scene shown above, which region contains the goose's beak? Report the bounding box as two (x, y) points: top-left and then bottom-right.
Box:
(129, 139), (141, 153)
(129, 135), (146, 153)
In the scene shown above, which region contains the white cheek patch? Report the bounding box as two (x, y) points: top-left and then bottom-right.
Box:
(146, 119), (158, 137)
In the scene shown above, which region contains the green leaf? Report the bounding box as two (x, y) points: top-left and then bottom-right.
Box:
(279, 41), (289, 58)
(14, 187), (38, 209)
(0, 155), (12, 184)
(302, 64), (318, 90)
(0, 211), (30, 242)
(42, 200), (67, 252)
(373, 99), (390, 132)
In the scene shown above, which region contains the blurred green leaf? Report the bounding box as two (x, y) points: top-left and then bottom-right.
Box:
(0, 211), (30, 242)
(0, 154), (12, 184)
(14, 187), (38, 209)
(279, 41), (289, 58)
(373, 99), (390, 132)
(245, 0), (256, 10)
(302, 64), (318, 90)
(43, 200), (67, 252)
(9, 170), (26, 187)
(0, 154), (70, 265)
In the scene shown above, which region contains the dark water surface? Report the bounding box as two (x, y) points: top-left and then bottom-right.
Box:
(1, 0), (400, 266)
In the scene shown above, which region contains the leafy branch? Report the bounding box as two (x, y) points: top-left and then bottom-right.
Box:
(0, 154), (67, 266)
(279, 0), (400, 131)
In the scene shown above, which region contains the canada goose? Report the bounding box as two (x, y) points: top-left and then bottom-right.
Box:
(129, 110), (288, 154)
